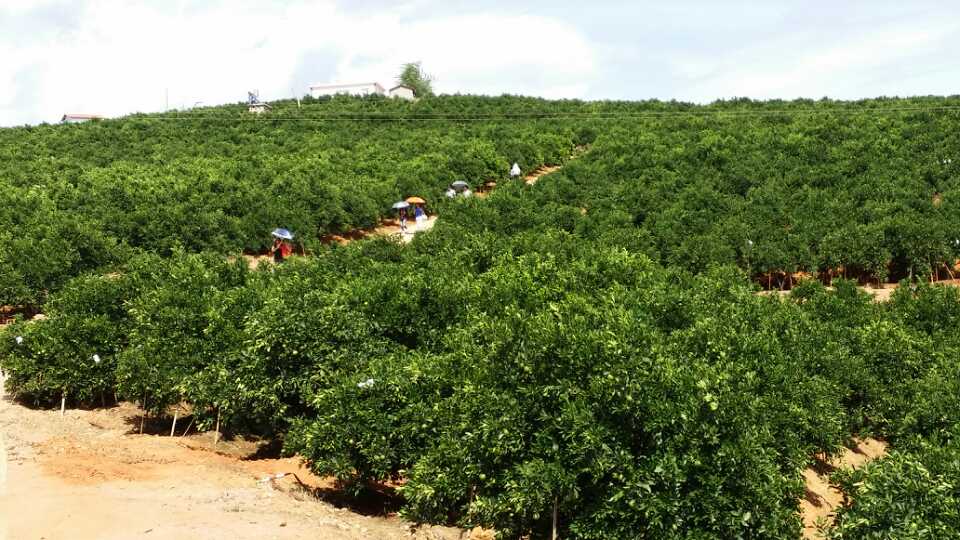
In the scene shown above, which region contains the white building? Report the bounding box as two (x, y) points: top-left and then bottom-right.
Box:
(309, 82), (386, 99)
(388, 85), (416, 100)
(248, 102), (271, 114)
(61, 114), (103, 124)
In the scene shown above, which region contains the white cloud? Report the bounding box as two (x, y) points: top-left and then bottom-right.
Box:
(0, 1), (598, 125)
(679, 18), (960, 101)
(326, 12), (596, 97)
(3, 1), (958, 125)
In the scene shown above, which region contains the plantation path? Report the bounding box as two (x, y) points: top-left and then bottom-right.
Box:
(524, 164), (563, 185)
(336, 157), (575, 245)
(241, 217), (440, 269)
(240, 150), (588, 269)
(759, 279), (960, 302)
(324, 215), (439, 247)
(329, 159), (568, 247)
(0, 373), (469, 540)
(800, 438), (888, 539)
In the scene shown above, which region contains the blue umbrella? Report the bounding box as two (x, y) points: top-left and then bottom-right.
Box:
(271, 228), (294, 240)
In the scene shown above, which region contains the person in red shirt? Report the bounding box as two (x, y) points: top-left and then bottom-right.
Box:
(271, 238), (293, 263)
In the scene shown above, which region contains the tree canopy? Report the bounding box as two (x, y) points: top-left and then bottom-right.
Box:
(397, 61), (434, 97)
(3, 94), (960, 538)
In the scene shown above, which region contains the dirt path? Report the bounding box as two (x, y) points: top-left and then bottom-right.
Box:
(760, 279), (960, 302)
(523, 164), (563, 185)
(238, 147), (595, 271)
(800, 438), (888, 539)
(0, 373), (467, 540)
(330, 215), (438, 246)
(354, 160), (567, 245)
(240, 217), (440, 269)
(342, 157), (575, 245)
(240, 155), (580, 270)
(0, 379), (7, 540)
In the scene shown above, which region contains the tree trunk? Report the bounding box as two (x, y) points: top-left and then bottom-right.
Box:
(214, 408), (221, 446)
(552, 496), (559, 540)
(170, 407), (179, 437)
(139, 392), (147, 435)
(60, 392), (66, 416)
(181, 417), (195, 438)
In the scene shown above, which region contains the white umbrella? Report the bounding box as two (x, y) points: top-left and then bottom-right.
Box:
(271, 228), (294, 240)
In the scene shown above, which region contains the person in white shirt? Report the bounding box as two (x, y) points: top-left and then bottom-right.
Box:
(510, 162), (521, 179)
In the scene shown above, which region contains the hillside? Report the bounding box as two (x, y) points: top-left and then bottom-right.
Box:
(3, 95), (960, 307)
(0, 94), (590, 306)
(2, 95), (960, 539)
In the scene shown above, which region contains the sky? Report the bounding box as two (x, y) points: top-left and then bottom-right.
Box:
(1, 0), (959, 126)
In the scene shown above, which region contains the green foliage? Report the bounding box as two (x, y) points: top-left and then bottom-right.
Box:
(0, 273), (131, 406)
(3, 95), (960, 538)
(116, 251), (251, 421)
(829, 436), (960, 539)
(0, 95), (580, 306)
(397, 61), (434, 97)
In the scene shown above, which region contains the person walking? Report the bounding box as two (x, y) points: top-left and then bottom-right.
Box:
(399, 207), (408, 233)
(510, 162), (521, 180)
(270, 228), (295, 262)
(271, 237), (291, 263)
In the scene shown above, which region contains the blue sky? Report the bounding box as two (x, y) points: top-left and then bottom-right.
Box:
(1, 1), (958, 126)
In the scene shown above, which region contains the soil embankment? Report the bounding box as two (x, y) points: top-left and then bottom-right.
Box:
(760, 279), (960, 302)
(800, 438), (888, 539)
(239, 155), (575, 270)
(0, 373), (465, 540)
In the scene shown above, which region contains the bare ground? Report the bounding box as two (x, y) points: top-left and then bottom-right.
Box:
(523, 164), (562, 185)
(799, 438), (888, 539)
(238, 217), (442, 269)
(0, 373), (471, 540)
(237, 152), (586, 270)
(320, 216), (438, 247)
(0, 363), (893, 540)
(759, 279), (960, 302)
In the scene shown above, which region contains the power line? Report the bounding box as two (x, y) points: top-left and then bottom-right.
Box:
(114, 104), (960, 123)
